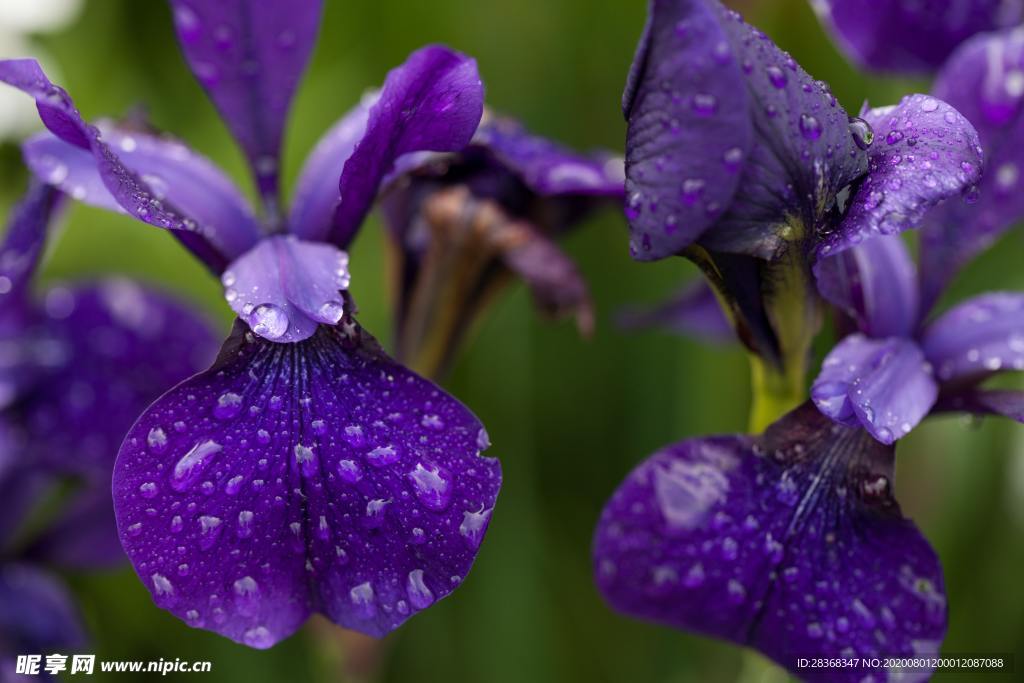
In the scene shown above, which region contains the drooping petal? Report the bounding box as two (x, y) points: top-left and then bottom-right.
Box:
(617, 279), (734, 343)
(624, 0), (868, 261)
(935, 389), (1024, 423)
(920, 292), (1024, 385)
(811, 0), (1022, 74)
(169, 0), (323, 211)
(24, 128), (262, 255)
(221, 236), (350, 343)
(0, 182), (61, 303)
(113, 321), (500, 646)
(593, 403), (946, 682)
(818, 94), (984, 259)
(0, 58), (239, 271)
(811, 334), (938, 443)
(21, 280), (218, 476)
(0, 563), (85, 653)
(919, 28), (1024, 309)
(329, 45), (484, 248)
(289, 93), (376, 241)
(813, 234), (919, 337)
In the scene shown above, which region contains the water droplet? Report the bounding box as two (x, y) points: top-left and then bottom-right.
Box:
(243, 626), (273, 648)
(367, 444), (400, 467)
(459, 507), (492, 549)
(233, 576), (261, 616)
(318, 300), (344, 324)
(214, 391), (243, 419)
(198, 515), (223, 549)
(799, 114), (823, 141)
(225, 475), (245, 495)
(294, 443), (318, 476)
(364, 498), (390, 528)
(237, 510), (254, 538)
(349, 582), (376, 619)
(406, 569), (435, 609)
(251, 304), (289, 339)
(920, 97), (938, 112)
(691, 93), (717, 116)
(407, 461), (453, 512)
(147, 427), (168, 452)
(337, 459), (362, 483)
(152, 573), (174, 603)
(171, 440), (223, 491)
(722, 147), (744, 172)
(766, 65), (787, 89)
(139, 482), (158, 499)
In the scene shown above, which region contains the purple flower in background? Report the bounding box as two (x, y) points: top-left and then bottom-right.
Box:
(381, 113), (623, 376)
(593, 403), (946, 683)
(0, 0), (502, 647)
(0, 181), (216, 675)
(811, 0), (1023, 74)
(616, 279), (734, 343)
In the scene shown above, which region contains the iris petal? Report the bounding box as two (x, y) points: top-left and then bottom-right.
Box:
(921, 292), (1024, 384)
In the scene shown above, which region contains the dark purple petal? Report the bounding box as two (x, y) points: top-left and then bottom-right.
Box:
(625, 1), (869, 260)
(169, 0), (323, 210)
(26, 486), (123, 569)
(920, 292), (1024, 385)
(617, 279), (734, 343)
(0, 183), (61, 303)
(0, 563), (85, 653)
(289, 94), (375, 242)
(919, 29), (1024, 309)
(472, 117), (624, 198)
(811, 334), (938, 443)
(113, 321), (500, 646)
(22, 280), (218, 476)
(622, 0), (753, 259)
(24, 128), (262, 257)
(593, 403), (946, 681)
(935, 389), (1024, 422)
(813, 234), (919, 337)
(818, 94), (984, 259)
(0, 59), (239, 271)
(329, 45), (484, 248)
(812, 0), (1022, 74)
(221, 236), (350, 343)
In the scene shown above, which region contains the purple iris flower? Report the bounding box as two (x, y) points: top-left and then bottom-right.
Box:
(1, 182), (216, 675)
(0, 0), (502, 648)
(381, 113), (624, 376)
(811, 0), (1023, 74)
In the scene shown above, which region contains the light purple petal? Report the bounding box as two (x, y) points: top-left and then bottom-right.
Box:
(113, 321), (501, 646)
(813, 234), (919, 337)
(812, 0), (1022, 74)
(0, 563), (85, 653)
(0, 58), (240, 271)
(169, 0), (323, 210)
(22, 280), (218, 476)
(24, 128), (262, 257)
(935, 389), (1024, 422)
(622, 0), (753, 259)
(921, 292), (1024, 385)
(617, 279), (734, 343)
(289, 93), (376, 242)
(818, 94), (984, 259)
(221, 236), (350, 343)
(812, 334), (938, 443)
(593, 403), (946, 681)
(919, 29), (1024, 309)
(329, 45), (484, 248)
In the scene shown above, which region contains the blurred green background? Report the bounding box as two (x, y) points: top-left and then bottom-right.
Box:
(2, 0), (1023, 681)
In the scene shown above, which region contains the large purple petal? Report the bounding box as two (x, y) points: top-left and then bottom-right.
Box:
(329, 45), (484, 248)
(289, 94), (376, 242)
(813, 234), (919, 337)
(221, 236), (350, 343)
(21, 280), (218, 476)
(919, 29), (1024, 309)
(169, 0), (323, 211)
(0, 59), (238, 271)
(920, 292), (1024, 385)
(812, 0), (1022, 74)
(818, 94), (984, 259)
(593, 403), (946, 682)
(811, 334), (938, 443)
(617, 279), (734, 343)
(0, 563), (85, 653)
(113, 321), (501, 646)
(24, 128), (262, 257)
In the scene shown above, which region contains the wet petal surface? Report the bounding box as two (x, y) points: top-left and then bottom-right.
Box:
(819, 94), (983, 258)
(113, 322), (501, 646)
(169, 0), (323, 208)
(593, 403), (946, 682)
(812, 334), (938, 443)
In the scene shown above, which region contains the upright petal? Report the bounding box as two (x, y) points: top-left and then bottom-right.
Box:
(818, 94), (983, 258)
(113, 321), (501, 646)
(811, 334), (938, 443)
(919, 28), (1024, 309)
(617, 279), (734, 343)
(329, 45), (484, 248)
(593, 403), (946, 682)
(289, 94), (375, 241)
(0, 59), (239, 271)
(21, 279), (218, 476)
(169, 0), (323, 212)
(813, 234), (919, 337)
(920, 292), (1024, 385)
(812, 0), (1022, 74)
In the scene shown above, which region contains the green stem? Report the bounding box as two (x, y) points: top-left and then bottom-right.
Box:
(748, 353), (807, 433)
